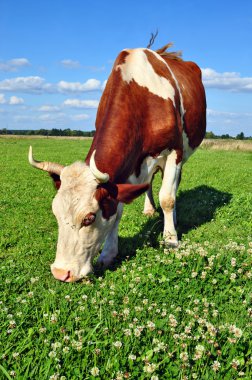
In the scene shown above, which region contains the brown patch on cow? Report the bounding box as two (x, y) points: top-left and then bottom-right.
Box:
(113, 50), (130, 68)
(116, 183), (149, 204)
(160, 196), (175, 212)
(144, 50), (170, 79)
(95, 184), (118, 220)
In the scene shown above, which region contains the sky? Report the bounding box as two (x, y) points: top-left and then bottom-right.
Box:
(0, 0), (252, 136)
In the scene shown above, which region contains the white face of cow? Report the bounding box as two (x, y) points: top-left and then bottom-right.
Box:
(51, 162), (117, 282)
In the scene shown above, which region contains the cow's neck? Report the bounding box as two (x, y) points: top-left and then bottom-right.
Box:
(86, 125), (142, 184)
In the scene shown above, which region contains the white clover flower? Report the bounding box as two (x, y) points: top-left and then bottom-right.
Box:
(49, 374), (59, 380)
(128, 353), (136, 360)
(123, 308), (130, 316)
(231, 358), (240, 369)
(13, 352), (20, 359)
(143, 363), (157, 373)
(115, 371), (124, 380)
(212, 360), (221, 372)
(50, 314), (58, 323)
(147, 321), (156, 330)
(230, 273), (237, 281)
(9, 320), (16, 329)
(49, 351), (57, 358)
(90, 367), (99, 376)
(134, 328), (141, 337)
(63, 347), (70, 354)
(113, 341), (122, 349)
(233, 327), (243, 338)
(231, 258), (236, 267)
(180, 351), (189, 362)
(168, 314), (178, 327)
(124, 329), (132, 336)
(51, 342), (62, 351)
(201, 271), (207, 279)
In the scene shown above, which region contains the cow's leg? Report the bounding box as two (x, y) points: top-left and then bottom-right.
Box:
(97, 203), (123, 268)
(143, 181), (156, 216)
(159, 151), (182, 247)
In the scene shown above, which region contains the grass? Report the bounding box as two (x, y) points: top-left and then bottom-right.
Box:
(0, 137), (251, 380)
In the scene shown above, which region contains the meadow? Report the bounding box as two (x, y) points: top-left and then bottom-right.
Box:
(0, 137), (251, 380)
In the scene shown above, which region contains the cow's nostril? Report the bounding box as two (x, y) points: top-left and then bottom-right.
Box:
(51, 267), (73, 282)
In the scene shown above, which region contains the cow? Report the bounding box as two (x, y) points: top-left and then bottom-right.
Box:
(29, 43), (206, 282)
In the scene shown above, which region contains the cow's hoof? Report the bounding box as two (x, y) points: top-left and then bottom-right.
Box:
(97, 255), (113, 269)
(165, 239), (179, 248)
(143, 208), (156, 217)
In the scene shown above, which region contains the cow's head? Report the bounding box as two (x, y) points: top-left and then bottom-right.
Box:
(29, 147), (148, 282)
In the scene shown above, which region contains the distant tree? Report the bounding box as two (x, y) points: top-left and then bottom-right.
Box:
(205, 131), (216, 139)
(220, 134), (231, 139)
(236, 132), (244, 140)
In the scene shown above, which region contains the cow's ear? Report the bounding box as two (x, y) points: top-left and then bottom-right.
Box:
(116, 183), (149, 204)
(49, 173), (61, 190)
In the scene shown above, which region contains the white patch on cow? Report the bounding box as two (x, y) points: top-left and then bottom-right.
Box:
(117, 49), (175, 105)
(182, 130), (194, 161)
(159, 150), (182, 247)
(128, 149), (169, 185)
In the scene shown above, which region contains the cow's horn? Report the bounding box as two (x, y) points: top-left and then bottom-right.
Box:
(28, 146), (64, 175)
(89, 150), (109, 183)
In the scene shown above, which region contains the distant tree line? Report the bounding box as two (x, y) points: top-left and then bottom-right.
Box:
(0, 128), (95, 137)
(0, 128), (251, 140)
(205, 131), (251, 140)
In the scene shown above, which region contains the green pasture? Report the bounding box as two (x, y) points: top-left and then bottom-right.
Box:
(0, 137), (251, 379)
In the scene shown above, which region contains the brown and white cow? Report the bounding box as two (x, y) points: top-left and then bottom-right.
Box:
(29, 43), (206, 282)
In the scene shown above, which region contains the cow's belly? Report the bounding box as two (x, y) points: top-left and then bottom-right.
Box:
(128, 149), (169, 185)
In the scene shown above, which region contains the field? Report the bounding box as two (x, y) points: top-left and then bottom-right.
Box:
(0, 137), (251, 380)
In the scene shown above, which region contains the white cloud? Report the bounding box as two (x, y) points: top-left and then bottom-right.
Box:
(0, 58), (31, 72)
(202, 68), (252, 92)
(0, 93), (24, 105)
(63, 99), (99, 108)
(0, 94), (6, 104)
(72, 113), (90, 121)
(207, 109), (238, 117)
(0, 76), (103, 94)
(58, 79), (101, 93)
(38, 105), (61, 112)
(0, 76), (53, 93)
(38, 112), (66, 121)
(9, 96), (24, 105)
(60, 59), (81, 69)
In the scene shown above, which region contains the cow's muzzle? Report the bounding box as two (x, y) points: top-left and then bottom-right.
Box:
(51, 267), (78, 282)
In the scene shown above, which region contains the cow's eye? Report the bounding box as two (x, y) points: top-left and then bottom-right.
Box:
(81, 212), (96, 227)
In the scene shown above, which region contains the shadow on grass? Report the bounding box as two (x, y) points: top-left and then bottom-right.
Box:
(94, 185), (232, 274)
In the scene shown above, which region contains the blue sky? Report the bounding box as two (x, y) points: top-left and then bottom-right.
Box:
(0, 0), (252, 136)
